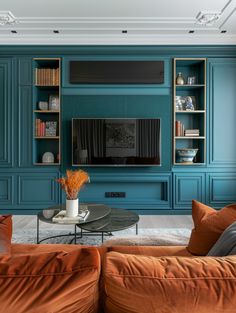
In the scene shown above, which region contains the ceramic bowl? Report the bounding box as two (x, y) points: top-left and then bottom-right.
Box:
(176, 148), (198, 163)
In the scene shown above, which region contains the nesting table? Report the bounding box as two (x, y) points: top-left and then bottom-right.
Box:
(37, 203), (139, 244)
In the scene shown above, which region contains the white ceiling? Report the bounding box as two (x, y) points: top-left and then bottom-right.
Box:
(0, 0), (235, 45)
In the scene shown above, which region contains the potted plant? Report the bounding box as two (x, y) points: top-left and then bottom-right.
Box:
(57, 169), (90, 217)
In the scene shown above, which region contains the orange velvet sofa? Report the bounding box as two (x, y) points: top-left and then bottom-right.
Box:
(1, 215), (236, 313)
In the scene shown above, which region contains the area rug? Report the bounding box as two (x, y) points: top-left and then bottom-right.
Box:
(12, 227), (191, 246)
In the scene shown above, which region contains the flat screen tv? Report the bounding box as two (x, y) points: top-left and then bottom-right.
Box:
(72, 118), (161, 166)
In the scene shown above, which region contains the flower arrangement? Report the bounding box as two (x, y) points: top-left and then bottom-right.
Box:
(57, 169), (90, 200)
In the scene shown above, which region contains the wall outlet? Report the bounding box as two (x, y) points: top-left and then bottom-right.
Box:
(105, 192), (126, 198)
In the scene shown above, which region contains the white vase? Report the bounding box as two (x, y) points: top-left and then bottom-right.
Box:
(66, 199), (79, 217)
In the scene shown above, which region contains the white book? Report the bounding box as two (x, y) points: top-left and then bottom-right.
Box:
(52, 210), (90, 224)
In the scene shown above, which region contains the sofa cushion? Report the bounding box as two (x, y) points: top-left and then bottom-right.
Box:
(0, 215), (12, 254)
(103, 251), (236, 313)
(187, 200), (236, 255)
(0, 247), (100, 313)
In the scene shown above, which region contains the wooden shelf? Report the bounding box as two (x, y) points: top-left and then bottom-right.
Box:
(34, 163), (60, 166)
(35, 84), (60, 87)
(34, 110), (60, 113)
(175, 110), (205, 114)
(174, 162), (205, 166)
(176, 84), (205, 87)
(175, 136), (205, 139)
(34, 136), (59, 139)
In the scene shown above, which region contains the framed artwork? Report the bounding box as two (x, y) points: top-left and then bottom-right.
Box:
(49, 94), (60, 111)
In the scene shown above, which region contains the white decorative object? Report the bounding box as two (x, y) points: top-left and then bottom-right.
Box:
(0, 11), (18, 26)
(49, 95), (60, 110)
(52, 209), (90, 223)
(66, 199), (79, 217)
(42, 209), (55, 219)
(38, 101), (48, 110)
(42, 152), (54, 163)
(196, 11), (221, 26)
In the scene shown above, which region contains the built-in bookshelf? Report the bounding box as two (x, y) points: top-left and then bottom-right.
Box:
(173, 58), (206, 165)
(33, 58), (61, 165)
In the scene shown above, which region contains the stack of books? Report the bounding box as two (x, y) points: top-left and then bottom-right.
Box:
(35, 119), (57, 137)
(185, 129), (200, 137)
(35, 68), (60, 86)
(52, 209), (90, 224)
(175, 121), (185, 137)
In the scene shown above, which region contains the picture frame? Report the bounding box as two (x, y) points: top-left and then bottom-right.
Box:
(48, 94), (60, 111)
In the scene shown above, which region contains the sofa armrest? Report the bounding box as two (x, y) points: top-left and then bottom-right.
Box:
(0, 215), (12, 254)
(103, 251), (236, 313)
(0, 247), (100, 313)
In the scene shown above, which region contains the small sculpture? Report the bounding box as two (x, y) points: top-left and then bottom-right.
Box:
(185, 96), (195, 111)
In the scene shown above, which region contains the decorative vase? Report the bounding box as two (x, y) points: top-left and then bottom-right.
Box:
(66, 199), (79, 217)
(176, 72), (185, 85)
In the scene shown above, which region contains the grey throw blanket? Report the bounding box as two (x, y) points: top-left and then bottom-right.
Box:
(207, 222), (236, 256)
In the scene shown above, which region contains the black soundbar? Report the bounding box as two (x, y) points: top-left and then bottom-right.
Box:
(69, 61), (164, 84)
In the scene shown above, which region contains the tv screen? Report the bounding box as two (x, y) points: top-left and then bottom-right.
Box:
(72, 118), (161, 166)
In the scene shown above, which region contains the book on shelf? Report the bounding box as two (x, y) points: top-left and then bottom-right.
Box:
(175, 120), (185, 136)
(185, 129), (200, 137)
(35, 68), (59, 86)
(52, 210), (90, 224)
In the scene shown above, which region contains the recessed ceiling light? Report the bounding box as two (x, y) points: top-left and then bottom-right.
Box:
(11, 30), (17, 33)
(189, 30), (195, 34)
(53, 30), (59, 34)
(221, 30), (227, 33)
(122, 30), (128, 34)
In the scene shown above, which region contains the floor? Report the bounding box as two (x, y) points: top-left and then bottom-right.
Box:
(13, 215), (193, 232)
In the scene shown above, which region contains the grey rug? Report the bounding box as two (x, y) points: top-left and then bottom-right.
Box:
(12, 227), (191, 246)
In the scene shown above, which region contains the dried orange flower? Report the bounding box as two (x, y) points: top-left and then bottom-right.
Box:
(57, 169), (90, 200)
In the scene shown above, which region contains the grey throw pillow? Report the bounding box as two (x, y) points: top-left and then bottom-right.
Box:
(207, 222), (236, 256)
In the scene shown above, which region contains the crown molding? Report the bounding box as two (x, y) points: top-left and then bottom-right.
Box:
(0, 11), (18, 26)
(0, 34), (235, 45)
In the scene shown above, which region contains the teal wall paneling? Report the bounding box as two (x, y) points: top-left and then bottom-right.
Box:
(0, 59), (13, 167)
(208, 59), (236, 167)
(173, 173), (205, 209)
(0, 175), (14, 206)
(206, 173), (236, 208)
(0, 46), (236, 214)
(78, 173), (172, 210)
(18, 86), (32, 167)
(18, 57), (32, 86)
(17, 172), (60, 207)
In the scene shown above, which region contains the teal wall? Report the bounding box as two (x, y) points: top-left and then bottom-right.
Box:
(0, 45), (236, 214)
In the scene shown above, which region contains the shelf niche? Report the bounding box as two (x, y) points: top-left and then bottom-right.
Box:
(33, 58), (61, 166)
(173, 58), (206, 165)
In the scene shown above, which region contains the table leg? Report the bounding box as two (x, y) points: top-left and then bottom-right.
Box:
(101, 232), (104, 243)
(36, 215), (39, 244)
(74, 224), (77, 244)
(136, 223), (138, 235)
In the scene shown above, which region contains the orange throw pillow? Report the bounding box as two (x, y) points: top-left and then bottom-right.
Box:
(187, 200), (236, 255)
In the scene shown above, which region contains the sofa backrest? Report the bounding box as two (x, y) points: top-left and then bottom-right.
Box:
(103, 251), (236, 313)
(0, 215), (12, 254)
(0, 247), (101, 313)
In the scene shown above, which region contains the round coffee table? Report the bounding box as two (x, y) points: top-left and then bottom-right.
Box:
(79, 208), (139, 242)
(37, 203), (111, 244)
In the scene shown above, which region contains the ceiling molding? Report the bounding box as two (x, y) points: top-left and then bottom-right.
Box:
(0, 34), (235, 45)
(0, 11), (18, 26)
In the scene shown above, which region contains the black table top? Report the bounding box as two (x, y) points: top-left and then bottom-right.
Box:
(79, 208), (139, 232)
